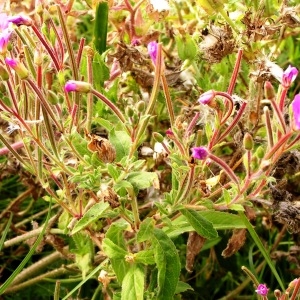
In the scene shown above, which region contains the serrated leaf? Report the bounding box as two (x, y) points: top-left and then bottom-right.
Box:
(153, 228), (181, 300)
(134, 250), (155, 265)
(102, 238), (128, 259)
(92, 52), (109, 90)
(121, 264), (145, 300)
(105, 222), (129, 283)
(126, 172), (158, 190)
(137, 218), (155, 242)
(71, 202), (110, 235)
(181, 209), (218, 239)
(109, 130), (131, 161)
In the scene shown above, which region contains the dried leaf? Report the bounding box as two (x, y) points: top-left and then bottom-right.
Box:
(185, 231), (206, 273)
(222, 229), (247, 258)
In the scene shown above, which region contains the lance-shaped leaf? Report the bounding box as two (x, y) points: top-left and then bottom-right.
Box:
(71, 202), (110, 235)
(121, 264), (145, 300)
(180, 209), (218, 239)
(153, 228), (181, 300)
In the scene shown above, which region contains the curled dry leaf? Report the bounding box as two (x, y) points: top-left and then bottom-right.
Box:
(86, 132), (116, 163)
(185, 231), (206, 273)
(222, 229), (247, 258)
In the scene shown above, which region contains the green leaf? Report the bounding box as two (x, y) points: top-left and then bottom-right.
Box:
(199, 211), (246, 230)
(105, 222), (130, 283)
(103, 238), (128, 259)
(68, 132), (90, 157)
(134, 250), (155, 265)
(92, 52), (109, 90)
(175, 34), (198, 61)
(126, 171), (158, 190)
(121, 264), (145, 300)
(137, 218), (155, 242)
(153, 228), (181, 300)
(175, 281), (194, 294)
(109, 129), (131, 161)
(71, 202), (110, 235)
(107, 163), (120, 181)
(94, 2), (108, 54)
(181, 209), (218, 239)
(239, 211), (285, 291)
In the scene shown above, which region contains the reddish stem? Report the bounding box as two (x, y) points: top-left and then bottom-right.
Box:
(0, 141), (25, 155)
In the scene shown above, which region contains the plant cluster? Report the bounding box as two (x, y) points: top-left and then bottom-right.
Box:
(0, 0), (300, 299)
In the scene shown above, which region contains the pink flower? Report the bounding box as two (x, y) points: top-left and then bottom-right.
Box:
(0, 13), (9, 30)
(255, 284), (269, 296)
(147, 41), (158, 64)
(282, 65), (298, 88)
(64, 80), (91, 93)
(0, 28), (12, 54)
(8, 15), (32, 26)
(191, 146), (209, 160)
(198, 90), (215, 105)
(292, 94), (300, 130)
(5, 58), (29, 79)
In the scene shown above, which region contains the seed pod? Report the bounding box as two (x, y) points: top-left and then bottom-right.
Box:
(86, 132), (116, 163)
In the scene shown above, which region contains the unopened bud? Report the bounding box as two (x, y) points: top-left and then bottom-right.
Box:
(34, 49), (43, 66)
(64, 80), (91, 93)
(243, 132), (253, 150)
(153, 132), (164, 143)
(136, 101), (145, 113)
(274, 289), (282, 298)
(264, 81), (276, 100)
(198, 90), (216, 105)
(0, 65), (9, 81)
(125, 106), (134, 118)
(47, 90), (59, 105)
(255, 146), (265, 159)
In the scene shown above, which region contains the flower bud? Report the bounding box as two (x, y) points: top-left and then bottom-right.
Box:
(147, 41), (158, 64)
(125, 106), (134, 118)
(264, 81), (275, 100)
(8, 15), (32, 26)
(0, 65), (9, 81)
(152, 132), (164, 143)
(5, 58), (29, 79)
(64, 80), (91, 93)
(255, 146), (265, 159)
(136, 101), (145, 113)
(243, 132), (253, 150)
(34, 49), (43, 66)
(47, 90), (59, 105)
(282, 65), (298, 88)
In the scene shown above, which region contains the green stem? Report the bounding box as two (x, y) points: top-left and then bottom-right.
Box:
(161, 73), (175, 126)
(239, 211), (285, 291)
(129, 43), (163, 157)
